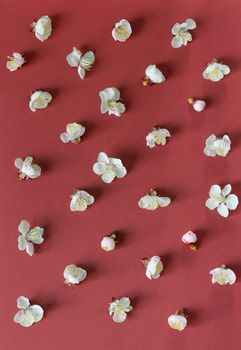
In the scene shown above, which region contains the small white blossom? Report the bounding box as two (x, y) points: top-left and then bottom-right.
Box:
(205, 184), (239, 218)
(112, 19), (132, 42)
(109, 297), (133, 323)
(18, 220), (44, 256)
(101, 234), (117, 251)
(99, 87), (125, 117)
(203, 60), (230, 82)
(70, 190), (94, 212)
(93, 152), (127, 184)
(29, 91), (52, 112)
(14, 156), (41, 180)
(146, 127), (171, 148)
(210, 265), (236, 285)
(182, 231), (197, 251)
(142, 256), (163, 280)
(6, 52), (25, 72)
(14, 296), (44, 327)
(64, 264), (87, 286)
(138, 189), (171, 210)
(204, 134), (231, 157)
(143, 65), (165, 86)
(60, 123), (85, 144)
(168, 310), (187, 331)
(66, 47), (95, 79)
(182, 231), (197, 244)
(187, 98), (206, 112)
(171, 18), (196, 48)
(32, 16), (52, 41)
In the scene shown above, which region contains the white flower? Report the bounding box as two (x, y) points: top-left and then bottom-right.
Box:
(99, 87), (125, 117)
(18, 220), (44, 256)
(203, 60), (230, 82)
(171, 18), (196, 48)
(181, 231), (197, 244)
(142, 256), (163, 280)
(29, 91), (52, 112)
(66, 47), (95, 79)
(112, 19), (132, 42)
(168, 310), (187, 331)
(60, 123), (85, 143)
(32, 16), (52, 41)
(6, 52), (25, 72)
(143, 65), (165, 86)
(93, 152), (127, 184)
(146, 127), (171, 148)
(204, 134), (231, 157)
(14, 156), (41, 180)
(138, 189), (171, 210)
(14, 296), (44, 327)
(101, 234), (117, 251)
(205, 184), (239, 218)
(70, 190), (94, 212)
(109, 297), (133, 323)
(182, 231), (197, 251)
(187, 98), (206, 112)
(64, 264), (87, 286)
(210, 265), (236, 285)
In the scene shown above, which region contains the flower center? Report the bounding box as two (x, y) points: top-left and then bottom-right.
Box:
(116, 26), (128, 36)
(81, 59), (93, 70)
(34, 97), (44, 107)
(107, 100), (121, 113)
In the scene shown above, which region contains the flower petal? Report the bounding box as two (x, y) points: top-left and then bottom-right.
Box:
(226, 194), (239, 210)
(101, 171), (115, 183)
(17, 296), (30, 309)
(66, 47), (81, 67)
(217, 203), (229, 218)
(18, 220), (30, 235)
(18, 235), (27, 251)
(205, 198), (219, 210)
(29, 305), (44, 322)
(222, 184), (232, 196)
(78, 66), (86, 79)
(26, 242), (35, 256)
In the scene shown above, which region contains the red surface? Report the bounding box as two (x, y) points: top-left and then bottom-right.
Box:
(1, 0), (241, 349)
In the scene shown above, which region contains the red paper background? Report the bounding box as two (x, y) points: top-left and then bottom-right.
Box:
(1, 0), (241, 349)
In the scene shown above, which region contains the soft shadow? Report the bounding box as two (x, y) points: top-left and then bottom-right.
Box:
(131, 17), (145, 36)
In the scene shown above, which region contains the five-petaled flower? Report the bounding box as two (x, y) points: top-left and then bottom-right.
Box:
(31, 16), (52, 41)
(203, 60), (230, 82)
(143, 65), (165, 86)
(210, 265), (236, 285)
(66, 47), (95, 79)
(70, 189), (94, 212)
(6, 52), (25, 72)
(14, 296), (44, 327)
(146, 127), (171, 148)
(171, 18), (196, 48)
(64, 264), (87, 286)
(93, 152), (127, 184)
(14, 156), (41, 180)
(18, 219), (44, 256)
(204, 134), (231, 157)
(168, 309), (187, 331)
(99, 87), (125, 117)
(205, 184), (239, 218)
(112, 19), (132, 42)
(142, 256), (163, 280)
(138, 189), (171, 210)
(109, 297), (133, 323)
(60, 123), (85, 144)
(29, 91), (52, 112)
(101, 233), (117, 251)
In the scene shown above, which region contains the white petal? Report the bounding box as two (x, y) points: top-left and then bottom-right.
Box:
(26, 242), (35, 256)
(217, 204), (229, 218)
(14, 158), (23, 169)
(171, 36), (183, 48)
(60, 132), (70, 143)
(205, 198), (219, 210)
(80, 51), (95, 65)
(66, 47), (81, 67)
(101, 171), (115, 183)
(29, 305), (44, 322)
(114, 166), (127, 179)
(222, 184), (232, 196)
(28, 227), (44, 244)
(18, 235), (27, 251)
(209, 185), (221, 197)
(98, 152), (109, 163)
(78, 66), (86, 79)
(93, 162), (106, 175)
(18, 220), (30, 235)
(17, 296), (30, 309)
(157, 197), (171, 207)
(113, 311), (127, 323)
(226, 194), (239, 210)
